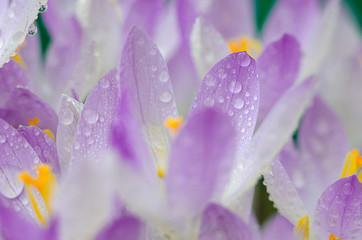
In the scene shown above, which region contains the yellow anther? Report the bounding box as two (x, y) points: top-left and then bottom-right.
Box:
(227, 36), (263, 58)
(164, 116), (183, 136)
(11, 43), (27, 69)
(43, 129), (55, 141)
(18, 164), (57, 225)
(157, 168), (166, 178)
(340, 149), (362, 181)
(29, 117), (39, 126)
(329, 234), (345, 240)
(294, 216), (309, 240)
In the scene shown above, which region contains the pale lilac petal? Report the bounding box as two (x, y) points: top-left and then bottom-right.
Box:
(263, 158), (308, 225)
(0, 196), (57, 240)
(18, 126), (60, 176)
(263, 0), (320, 48)
(176, 0), (198, 42)
(55, 160), (113, 240)
(71, 69), (120, 166)
(203, 0), (254, 39)
(0, 0), (40, 67)
(0, 61), (28, 106)
(166, 109), (236, 217)
(120, 26), (177, 170)
(111, 92), (156, 180)
(189, 52), (259, 152)
(56, 94), (83, 173)
(261, 215), (297, 240)
(224, 78), (315, 205)
(296, 0), (340, 84)
(199, 203), (257, 240)
(313, 175), (362, 240)
(123, 0), (162, 39)
(0, 87), (58, 134)
(0, 117), (41, 221)
(94, 215), (141, 240)
(257, 34), (301, 123)
(190, 17), (230, 79)
(298, 96), (349, 189)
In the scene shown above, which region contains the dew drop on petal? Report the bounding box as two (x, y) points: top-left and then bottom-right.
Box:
(101, 79), (110, 89)
(229, 81), (242, 93)
(28, 24), (37, 36)
(83, 109), (99, 124)
(159, 91), (172, 103)
(237, 52), (251, 67)
(12, 31), (26, 46)
(39, 4), (48, 13)
(0, 167), (24, 199)
(159, 71), (169, 83)
(205, 75), (216, 87)
(233, 98), (244, 109)
(0, 135), (5, 143)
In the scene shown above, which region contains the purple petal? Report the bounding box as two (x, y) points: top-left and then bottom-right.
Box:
(111, 91), (156, 179)
(189, 52), (259, 152)
(0, 61), (28, 106)
(0, 196), (58, 240)
(257, 34), (301, 123)
(0, 117), (41, 221)
(56, 94), (83, 173)
(123, 0), (163, 39)
(203, 0), (254, 39)
(120, 26), (178, 169)
(261, 214), (297, 240)
(298, 96), (349, 189)
(263, 158), (308, 225)
(199, 203), (257, 240)
(94, 215), (141, 240)
(190, 17), (230, 79)
(313, 175), (362, 240)
(0, 87), (58, 134)
(166, 108), (236, 217)
(176, 0), (198, 43)
(17, 126), (60, 176)
(263, 0), (320, 48)
(224, 78), (315, 205)
(71, 69), (120, 166)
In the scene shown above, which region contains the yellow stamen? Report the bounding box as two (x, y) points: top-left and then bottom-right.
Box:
(340, 149), (362, 181)
(164, 116), (183, 136)
(18, 164), (57, 225)
(27, 117), (56, 142)
(329, 234), (345, 240)
(29, 117), (39, 126)
(294, 216), (309, 240)
(11, 43), (27, 69)
(227, 36), (263, 58)
(157, 168), (166, 178)
(43, 129), (55, 141)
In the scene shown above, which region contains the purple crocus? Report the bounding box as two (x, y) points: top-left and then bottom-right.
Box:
(264, 96), (362, 239)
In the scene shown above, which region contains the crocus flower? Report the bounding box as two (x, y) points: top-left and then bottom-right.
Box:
(263, 96), (362, 239)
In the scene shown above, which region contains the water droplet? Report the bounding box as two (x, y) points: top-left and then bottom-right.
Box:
(237, 52), (251, 67)
(101, 79), (110, 89)
(159, 71), (169, 83)
(60, 108), (74, 125)
(226, 63), (231, 68)
(0, 135), (5, 143)
(228, 109), (234, 117)
(241, 128), (245, 133)
(343, 182), (353, 195)
(159, 91), (172, 103)
(39, 4), (48, 13)
(39, 0), (48, 4)
(74, 141), (80, 150)
(205, 75), (216, 87)
(151, 64), (157, 72)
(203, 97), (215, 107)
(87, 139), (94, 145)
(218, 68), (227, 79)
(83, 127), (92, 137)
(0, 167), (24, 199)
(233, 98), (244, 109)
(245, 92), (250, 97)
(137, 37), (145, 45)
(3, 124), (9, 130)
(28, 24), (37, 36)
(218, 96), (224, 103)
(229, 81), (242, 93)
(12, 31), (26, 46)
(83, 109), (99, 124)
(34, 129), (40, 136)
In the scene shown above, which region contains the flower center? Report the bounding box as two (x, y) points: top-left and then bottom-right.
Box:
(18, 164), (57, 225)
(340, 149), (362, 182)
(294, 216), (309, 240)
(28, 117), (55, 141)
(329, 234), (345, 240)
(227, 36), (263, 58)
